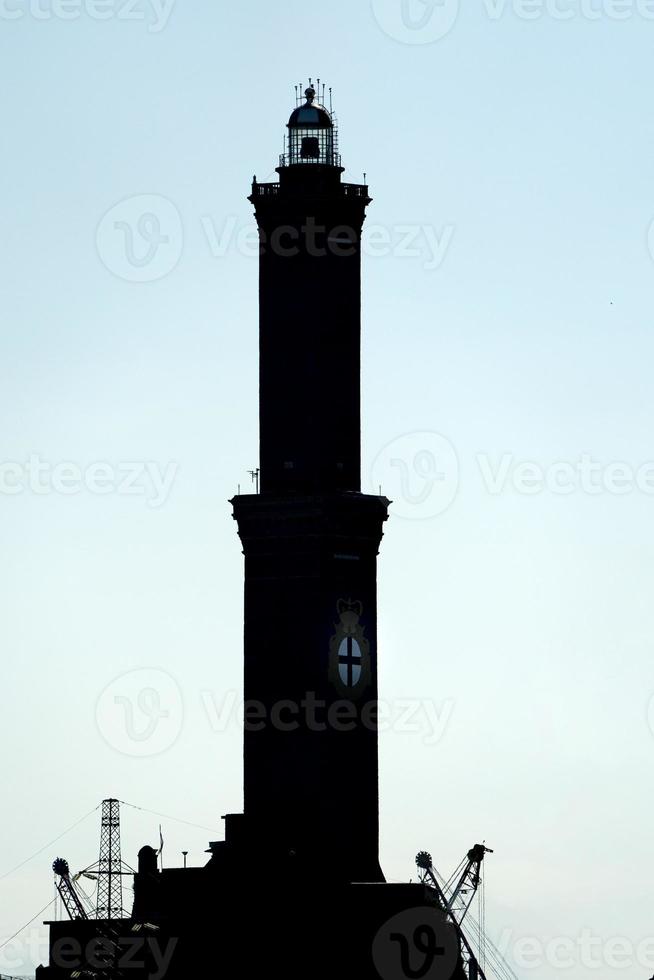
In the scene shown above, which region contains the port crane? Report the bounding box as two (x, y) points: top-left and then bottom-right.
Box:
(52, 858), (124, 978)
(50, 801), (162, 979)
(52, 859), (89, 922)
(415, 844), (518, 980)
(416, 845), (491, 980)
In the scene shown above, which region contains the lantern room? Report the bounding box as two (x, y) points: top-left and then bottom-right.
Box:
(281, 84), (341, 168)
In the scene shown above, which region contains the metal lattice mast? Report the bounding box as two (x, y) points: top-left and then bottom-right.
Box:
(96, 798), (124, 919)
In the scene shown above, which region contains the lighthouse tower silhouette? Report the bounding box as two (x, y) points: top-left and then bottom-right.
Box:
(205, 84), (462, 978)
(233, 82), (389, 885)
(37, 84), (465, 980)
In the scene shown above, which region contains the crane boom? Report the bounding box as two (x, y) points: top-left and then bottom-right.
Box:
(446, 844), (493, 927)
(415, 845), (493, 980)
(53, 859), (89, 922)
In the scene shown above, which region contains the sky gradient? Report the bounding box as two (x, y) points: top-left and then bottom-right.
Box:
(2, 2), (654, 977)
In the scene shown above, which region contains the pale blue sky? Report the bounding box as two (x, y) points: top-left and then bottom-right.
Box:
(2, 2), (654, 977)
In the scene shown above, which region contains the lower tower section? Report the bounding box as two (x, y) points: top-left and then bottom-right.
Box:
(233, 491), (390, 883)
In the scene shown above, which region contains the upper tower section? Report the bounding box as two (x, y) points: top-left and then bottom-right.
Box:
(250, 80), (368, 204)
(249, 83), (371, 496)
(281, 83), (341, 168)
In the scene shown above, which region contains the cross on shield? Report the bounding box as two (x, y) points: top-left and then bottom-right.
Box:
(338, 636), (363, 688)
(329, 599), (371, 697)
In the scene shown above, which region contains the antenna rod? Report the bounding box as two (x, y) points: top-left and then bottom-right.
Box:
(249, 468), (260, 495)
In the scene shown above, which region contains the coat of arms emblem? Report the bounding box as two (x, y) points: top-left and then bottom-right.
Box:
(329, 599), (371, 697)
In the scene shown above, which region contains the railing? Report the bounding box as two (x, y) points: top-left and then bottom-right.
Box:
(342, 183), (370, 198)
(251, 182), (369, 199)
(279, 152), (342, 168)
(251, 182), (280, 197)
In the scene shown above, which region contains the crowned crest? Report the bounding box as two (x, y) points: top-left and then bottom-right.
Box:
(328, 599), (371, 698)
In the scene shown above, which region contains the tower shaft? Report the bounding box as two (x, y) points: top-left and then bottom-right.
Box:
(232, 90), (388, 883)
(252, 167), (371, 496)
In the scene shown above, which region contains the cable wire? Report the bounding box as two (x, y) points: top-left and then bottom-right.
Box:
(0, 897), (56, 953)
(0, 806), (100, 884)
(430, 863), (518, 980)
(118, 801), (221, 834)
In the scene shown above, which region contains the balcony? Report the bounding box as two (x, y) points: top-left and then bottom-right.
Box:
(251, 181), (369, 199)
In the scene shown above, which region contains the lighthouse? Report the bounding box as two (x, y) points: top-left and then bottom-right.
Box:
(232, 83), (390, 884)
(37, 84), (461, 980)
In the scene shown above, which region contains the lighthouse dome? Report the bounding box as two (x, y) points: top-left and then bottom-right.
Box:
(284, 86), (339, 166)
(288, 88), (333, 129)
